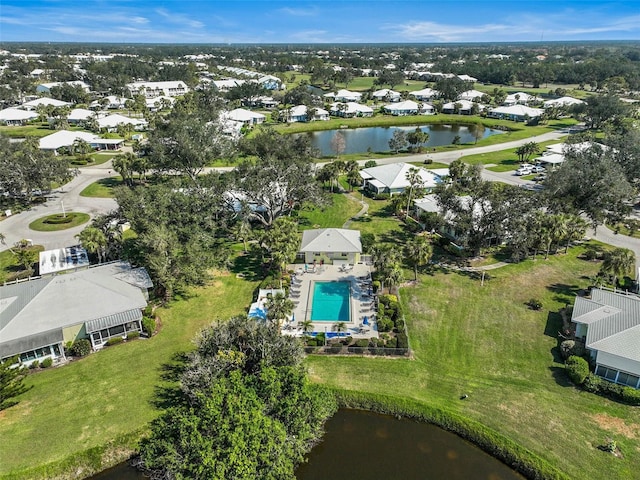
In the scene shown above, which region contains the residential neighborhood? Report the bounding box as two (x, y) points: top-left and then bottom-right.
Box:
(1, 8), (640, 479)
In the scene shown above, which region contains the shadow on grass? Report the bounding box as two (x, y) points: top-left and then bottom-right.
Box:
(152, 352), (190, 410)
(230, 248), (265, 282)
(548, 365), (574, 387)
(544, 310), (564, 338)
(547, 283), (582, 304)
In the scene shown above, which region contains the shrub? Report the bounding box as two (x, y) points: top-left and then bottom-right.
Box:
(29, 360), (40, 369)
(328, 343), (343, 354)
(527, 298), (543, 310)
(378, 294), (398, 306)
(70, 338), (92, 357)
(583, 246), (600, 261)
(341, 336), (353, 346)
(142, 317), (156, 337)
(385, 336), (398, 348)
(354, 339), (370, 348)
(127, 331), (140, 340)
(105, 336), (124, 346)
(396, 332), (409, 349)
(394, 318), (406, 331)
(40, 357), (53, 368)
(565, 356), (590, 385)
(143, 305), (154, 317)
(377, 316), (394, 333)
(371, 280), (381, 292)
(364, 160), (377, 168)
(305, 337), (319, 347)
(582, 373), (602, 393)
(621, 386), (640, 405)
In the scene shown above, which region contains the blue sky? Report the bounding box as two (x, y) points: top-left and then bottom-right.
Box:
(2, 0), (640, 43)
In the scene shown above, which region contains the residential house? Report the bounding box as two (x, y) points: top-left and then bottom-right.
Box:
(97, 114), (147, 132)
(145, 96), (175, 111)
(360, 162), (441, 196)
(543, 96), (585, 108)
(457, 74), (478, 83)
(329, 102), (373, 118)
(21, 97), (70, 110)
(409, 88), (440, 101)
(324, 89), (362, 102)
(39, 130), (124, 152)
(212, 79), (246, 91)
(0, 107), (38, 126)
(89, 95), (127, 110)
(224, 108), (266, 126)
(571, 288), (640, 389)
(288, 105), (330, 122)
(487, 105), (544, 121)
(36, 80), (90, 94)
(255, 75), (284, 90)
(457, 89), (485, 102)
(383, 100), (434, 116)
(503, 92), (539, 106)
(442, 99), (480, 114)
(372, 89), (401, 102)
(534, 141), (608, 168)
(0, 262), (152, 366)
(67, 108), (95, 125)
(299, 228), (362, 266)
(126, 81), (189, 98)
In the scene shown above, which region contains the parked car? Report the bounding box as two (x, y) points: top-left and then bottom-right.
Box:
(515, 166), (533, 176)
(533, 173), (547, 182)
(531, 165), (546, 173)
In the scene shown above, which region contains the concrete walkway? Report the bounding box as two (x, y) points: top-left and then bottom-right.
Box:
(342, 192), (369, 229)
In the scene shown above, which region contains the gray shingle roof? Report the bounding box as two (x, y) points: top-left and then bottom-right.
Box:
(300, 228), (361, 254)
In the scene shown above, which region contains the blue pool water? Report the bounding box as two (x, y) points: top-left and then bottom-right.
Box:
(311, 282), (350, 321)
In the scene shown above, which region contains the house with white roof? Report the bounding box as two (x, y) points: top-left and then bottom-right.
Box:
(487, 105), (544, 122)
(97, 114), (147, 131)
(39, 130), (124, 152)
(0, 108), (38, 126)
(409, 88), (440, 101)
(534, 141), (608, 167)
(543, 96), (585, 108)
(255, 75), (283, 90)
(212, 79), (246, 91)
(324, 89), (362, 102)
(383, 100), (434, 116)
(0, 262), (152, 366)
(329, 102), (373, 118)
(299, 228), (362, 266)
(360, 162), (441, 196)
(21, 97), (70, 110)
(145, 96), (175, 111)
(126, 81), (189, 98)
(503, 92), (539, 106)
(442, 99), (481, 115)
(89, 95), (128, 110)
(372, 89), (401, 102)
(458, 89), (485, 102)
(67, 108), (95, 125)
(571, 288), (640, 389)
(288, 105), (329, 123)
(457, 74), (478, 83)
(224, 108), (265, 126)
(36, 80), (90, 94)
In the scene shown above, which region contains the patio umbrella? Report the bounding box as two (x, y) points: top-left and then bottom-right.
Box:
(363, 316), (369, 326)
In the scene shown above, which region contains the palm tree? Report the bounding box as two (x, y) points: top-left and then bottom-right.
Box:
(564, 215), (588, 253)
(384, 263), (405, 290)
(76, 226), (107, 263)
(232, 218), (252, 253)
(405, 167), (425, 218)
(13, 248), (36, 273)
(333, 321), (347, 333)
(112, 152), (136, 186)
(405, 235), (433, 280)
(600, 248), (636, 287)
(300, 319), (313, 335)
(265, 293), (294, 327)
(544, 214), (568, 260)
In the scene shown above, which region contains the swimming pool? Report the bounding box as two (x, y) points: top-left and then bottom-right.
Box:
(310, 281), (350, 322)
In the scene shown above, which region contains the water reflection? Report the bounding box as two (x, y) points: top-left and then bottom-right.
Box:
(303, 124), (503, 156)
(296, 409), (525, 480)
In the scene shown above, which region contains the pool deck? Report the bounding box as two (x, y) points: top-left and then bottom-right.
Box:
(283, 264), (378, 339)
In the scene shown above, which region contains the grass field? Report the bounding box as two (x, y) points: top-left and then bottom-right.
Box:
(28, 212), (90, 231)
(305, 246), (640, 480)
(0, 245), (44, 283)
(79, 177), (123, 198)
(0, 267), (259, 478)
(476, 83), (593, 100)
(296, 192), (361, 229)
(461, 139), (563, 172)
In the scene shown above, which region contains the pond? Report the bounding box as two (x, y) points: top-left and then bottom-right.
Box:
(86, 409), (524, 480)
(302, 124), (504, 156)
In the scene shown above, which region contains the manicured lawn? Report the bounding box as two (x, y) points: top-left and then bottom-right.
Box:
(348, 194), (411, 243)
(462, 139), (563, 171)
(297, 193), (361, 229)
(305, 245), (640, 480)
(0, 245), (44, 283)
(89, 153), (114, 166)
(80, 177), (123, 198)
(0, 270), (259, 478)
(476, 83), (592, 100)
(0, 123), (55, 138)
(28, 212), (90, 231)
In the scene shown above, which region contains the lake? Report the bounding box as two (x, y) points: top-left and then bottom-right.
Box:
(303, 124), (504, 156)
(86, 409), (524, 480)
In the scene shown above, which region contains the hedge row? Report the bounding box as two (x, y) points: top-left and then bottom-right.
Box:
(331, 389), (570, 480)
(565, 356), (640, 406)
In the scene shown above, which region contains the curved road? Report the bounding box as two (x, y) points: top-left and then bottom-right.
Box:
(2, 129), (638, 275)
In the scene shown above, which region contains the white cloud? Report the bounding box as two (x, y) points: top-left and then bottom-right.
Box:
(155, 8), (204, 29)
(279, 7), (319, 17)
(388, 21), (511, 42)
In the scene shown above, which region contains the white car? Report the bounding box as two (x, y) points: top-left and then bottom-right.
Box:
(531, 165), (546, 173)
(515, 167), (532, 176)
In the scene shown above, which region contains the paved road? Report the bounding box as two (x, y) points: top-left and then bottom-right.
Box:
(1, 161), (118, 251)
(3, 127), (638, 274)
(587, 225), (640, 277)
